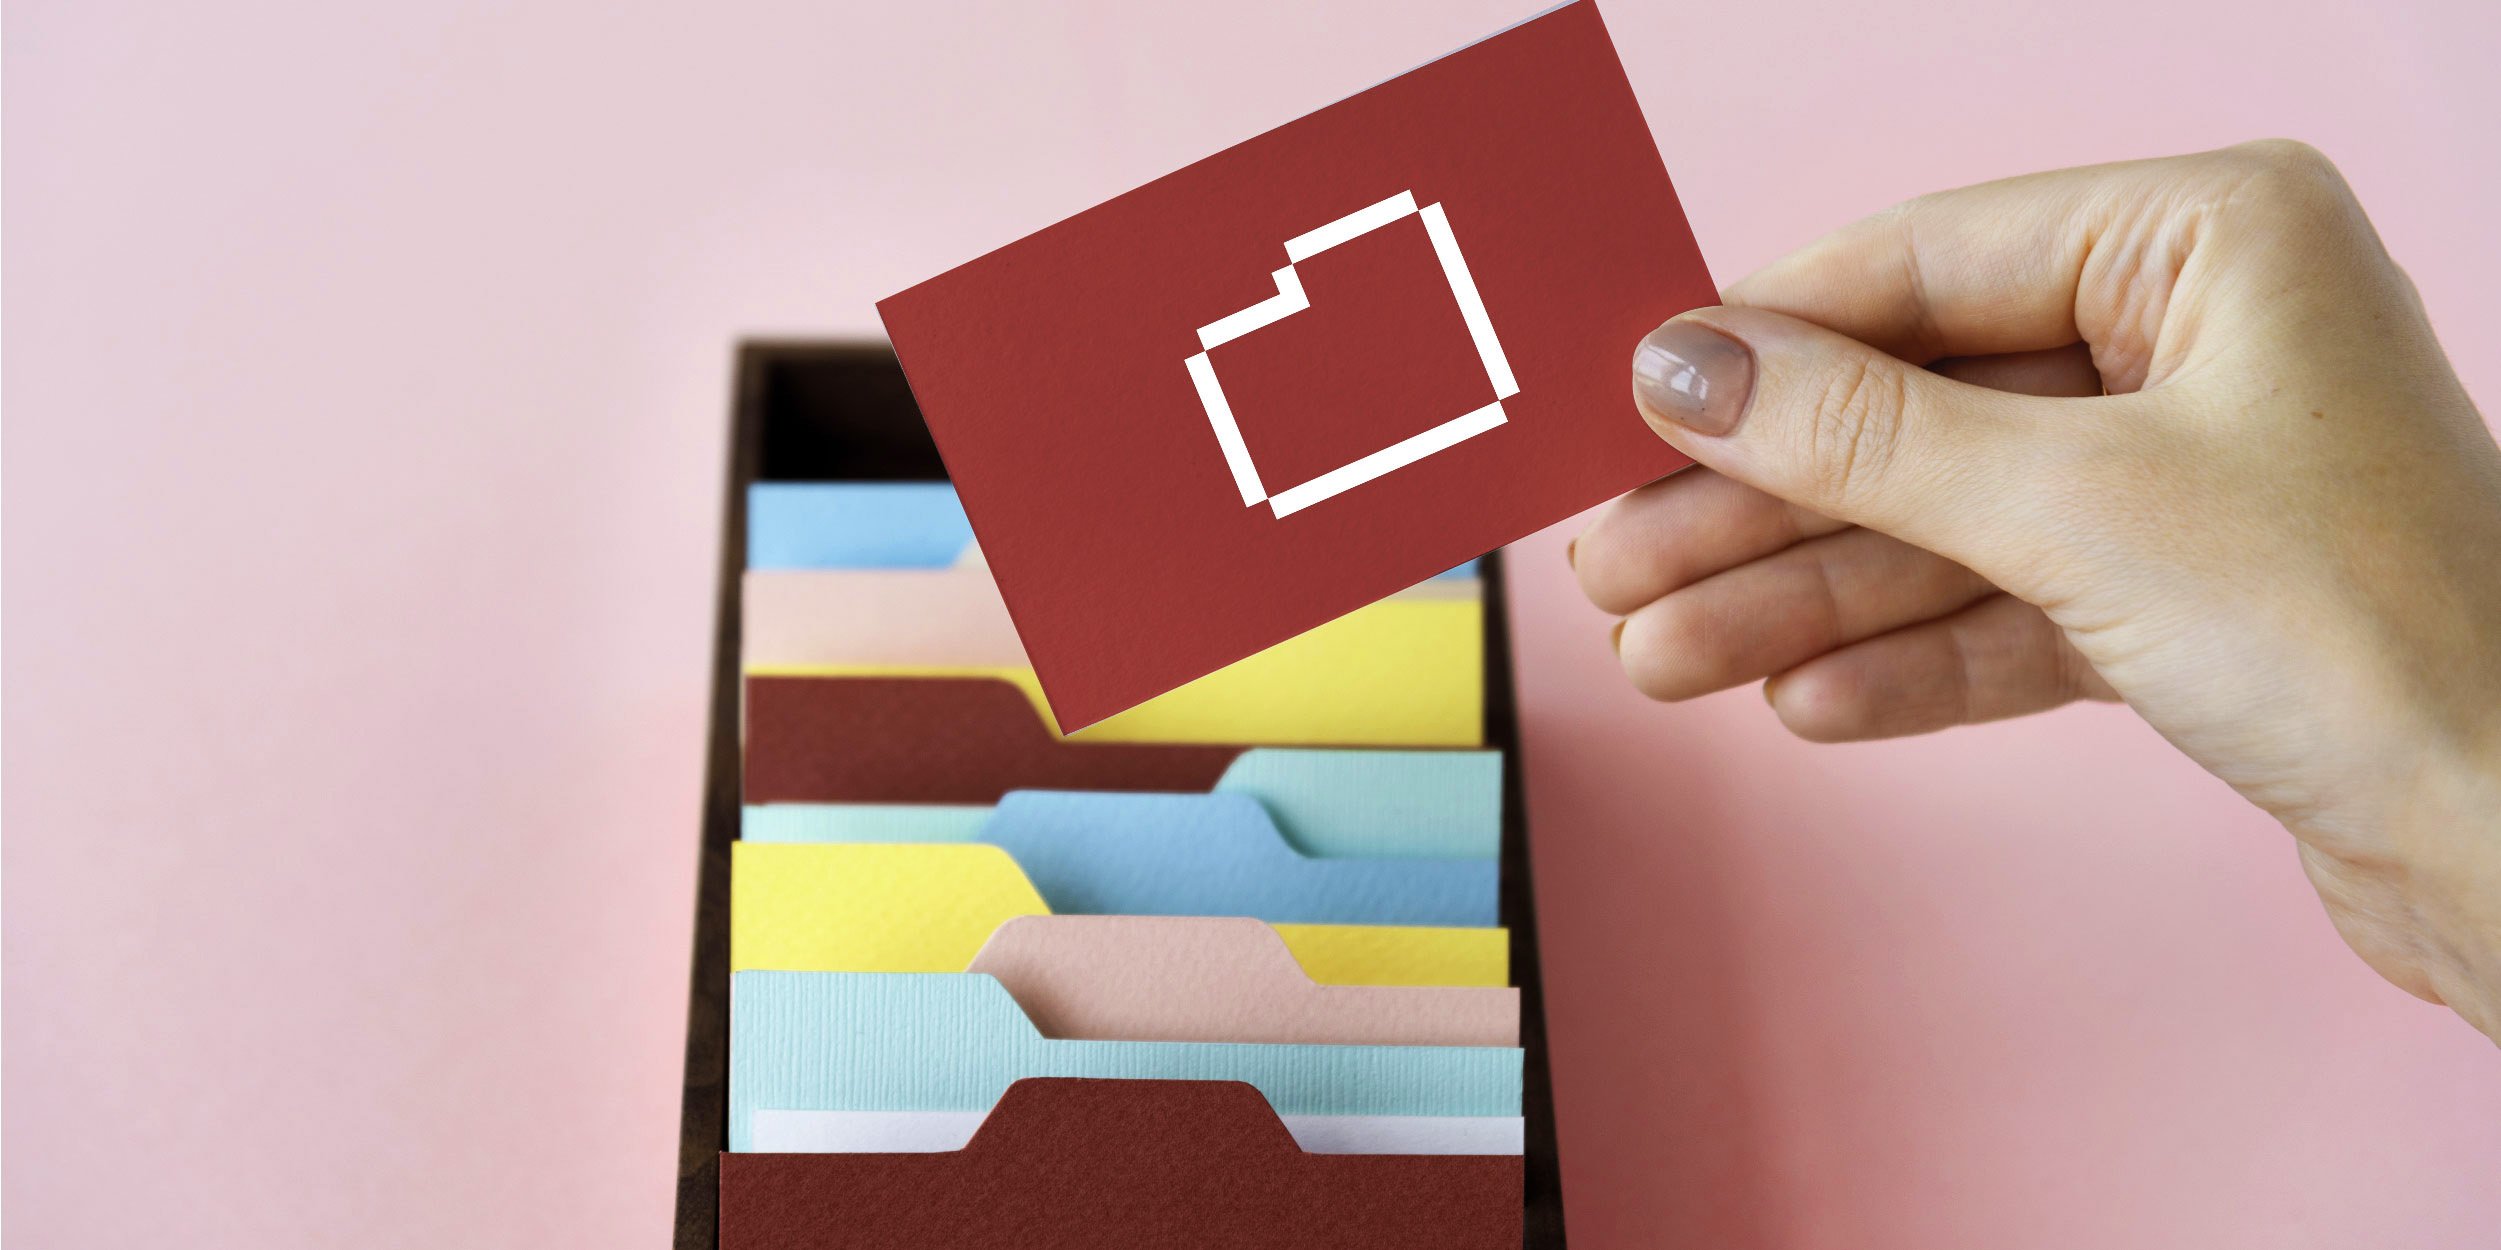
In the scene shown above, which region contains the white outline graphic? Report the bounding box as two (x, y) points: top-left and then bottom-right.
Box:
(1184, 191), (1518, 519)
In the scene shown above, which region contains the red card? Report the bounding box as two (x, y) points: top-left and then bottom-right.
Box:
(719, 1079), (1522, 1249)
(741, 675), (1246, 803)
(878, 1), (1713, 729)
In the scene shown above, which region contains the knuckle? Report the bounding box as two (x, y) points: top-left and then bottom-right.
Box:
(1803, 357), (1913, 509)
(2212, 138), (2355, 219)
(2234, 137), (2343, 184)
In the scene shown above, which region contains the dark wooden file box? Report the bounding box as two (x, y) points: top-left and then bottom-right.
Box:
(673, 342), (1567, 1247)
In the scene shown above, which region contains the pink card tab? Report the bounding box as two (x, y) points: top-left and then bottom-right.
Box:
(967, 916), (1519, 1047)
(878, 1), (1713, 729)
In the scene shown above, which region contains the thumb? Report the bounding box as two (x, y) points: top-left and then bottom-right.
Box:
(1630, 306), (2063, 561)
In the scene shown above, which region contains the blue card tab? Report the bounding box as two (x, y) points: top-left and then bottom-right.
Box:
(744, 791), (1497, 926)
(728, 971), (1523, 1150)
(748, 482), (973, 569)
(749, 481), (1479, 577)
(744, 748), (1502, 859)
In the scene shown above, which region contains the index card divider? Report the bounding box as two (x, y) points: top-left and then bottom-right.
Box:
(719, 1081), (1524, 1250)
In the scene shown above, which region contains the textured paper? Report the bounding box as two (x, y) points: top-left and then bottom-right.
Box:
(743, 748), (1502, 859)
(733, 795), (1496, 927)
(742, 675), (1243, 803)
(747, 481), (1479, 576)
(963, 915), (1516, 1045)
(732, 843), (1042, 976)
(742, 577), (1484, 748)
(755, 588), (1481, 747)
(743, 568), (1476, 672)
(719, 1080), (1523, 1250)
(729, 842), (1507, 984)
(749, 1106), (1524, 1155)
(740, 672), (1489, 802)
(1242, 918), (1506, 988)
(726, 973), (1523, 1150)
(1197, 747), (1500, 857)
(877, 0), (1711, 729)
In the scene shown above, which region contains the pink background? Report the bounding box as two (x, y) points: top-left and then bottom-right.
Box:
(6, 1), (2497, 1246)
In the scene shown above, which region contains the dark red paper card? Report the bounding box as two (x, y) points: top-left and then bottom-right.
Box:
(878, 0), (1712, 729)
(719, 1079), (1523, 1250)
(741, 675), (1244, 803)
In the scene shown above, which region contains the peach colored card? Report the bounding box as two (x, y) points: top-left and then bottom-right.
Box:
(968, 915), (1517, 1046)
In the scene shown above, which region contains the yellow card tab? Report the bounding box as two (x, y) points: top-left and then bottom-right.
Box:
(731, 843), (1047, 974)
(1271, 923), (1510, 988)
(731, 842), (1508, 986)
(749, 596), (1483, 747)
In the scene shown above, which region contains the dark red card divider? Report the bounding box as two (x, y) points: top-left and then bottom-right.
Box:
(721, 1080), (1523, 1250)
(742, 676), (1247, 803)
(671, 342), (1566, 1247)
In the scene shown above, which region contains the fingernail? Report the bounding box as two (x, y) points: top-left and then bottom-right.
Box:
(1633, 319), (1753, 436)
(1565, 537), (1579, 570)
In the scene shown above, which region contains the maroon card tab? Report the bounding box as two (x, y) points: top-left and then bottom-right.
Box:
(719, 1079), (1523, 1249)
(741, 676), (1245, 803)
(878, 0), (1712, 729)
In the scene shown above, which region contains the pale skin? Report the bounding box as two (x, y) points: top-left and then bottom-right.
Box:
(1573, 141), (2501, 1043)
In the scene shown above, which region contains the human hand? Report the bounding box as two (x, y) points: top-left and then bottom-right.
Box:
(1571, 141), (2501, 1041)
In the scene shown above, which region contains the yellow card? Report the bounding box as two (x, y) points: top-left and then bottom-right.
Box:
(730, 842), (1507, 986)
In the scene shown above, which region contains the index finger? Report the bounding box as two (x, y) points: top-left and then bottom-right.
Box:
(1723, 148), (2241, 366)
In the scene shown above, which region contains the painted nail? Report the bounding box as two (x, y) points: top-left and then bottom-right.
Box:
(1632, 319), (1754, 436)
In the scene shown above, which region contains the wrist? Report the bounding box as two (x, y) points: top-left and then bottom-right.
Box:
(2381, 719), (2501, 1040)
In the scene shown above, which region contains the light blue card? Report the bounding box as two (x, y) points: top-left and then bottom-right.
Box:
(748, 482), (972, 569)
(743, 748), (1501, 859)
(728, 972), (1523, 1150)
(740, 790), (1497, 926)
(747, 482), (1479, 577)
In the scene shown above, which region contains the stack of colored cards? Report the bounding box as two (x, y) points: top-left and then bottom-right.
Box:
(721, 479), (1529, 1248)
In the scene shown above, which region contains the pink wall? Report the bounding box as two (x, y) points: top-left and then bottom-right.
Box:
(6, 1), (2496, 1247)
